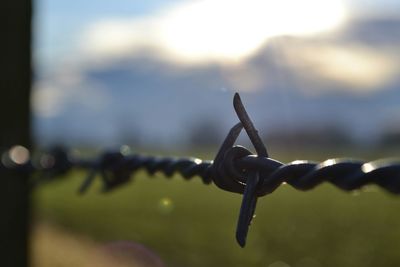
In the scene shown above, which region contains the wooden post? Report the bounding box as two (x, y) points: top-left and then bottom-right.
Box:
(0, 0), (32, 266)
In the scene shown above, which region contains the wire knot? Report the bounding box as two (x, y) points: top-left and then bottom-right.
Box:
(210, 93), (273, 247)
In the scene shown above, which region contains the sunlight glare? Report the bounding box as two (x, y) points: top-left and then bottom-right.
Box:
(159, 0), (347, 61)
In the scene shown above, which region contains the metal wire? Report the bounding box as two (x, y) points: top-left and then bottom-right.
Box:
(2, 146), (399, 195)
(1, 93), (399, 247)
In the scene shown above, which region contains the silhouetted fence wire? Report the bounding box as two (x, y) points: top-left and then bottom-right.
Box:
(2, 93), (400, 247)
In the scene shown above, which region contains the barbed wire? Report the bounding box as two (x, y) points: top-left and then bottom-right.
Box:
(1, 93), (399, 247)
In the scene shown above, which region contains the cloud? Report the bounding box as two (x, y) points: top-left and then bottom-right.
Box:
(78, 0), (347, 63)
(32, 67), (111, 118)
(73, 0), (399, 93)
(282, 42), (400, 92)
(37, 4), (400, 117)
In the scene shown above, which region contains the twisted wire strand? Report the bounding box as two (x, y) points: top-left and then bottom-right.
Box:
(29, 149), (213, 193)
(122, 155), (213, 182)
(96, 154), (213, 190)
(235, 155), (400, 195)
(2, 146), (399, 195)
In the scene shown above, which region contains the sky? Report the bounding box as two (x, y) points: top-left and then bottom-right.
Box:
(35, 0), (184, 67)
(35, 0), (400, 68)
(32, 0), (400, 146)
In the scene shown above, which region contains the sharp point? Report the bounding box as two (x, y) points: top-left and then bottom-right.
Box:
(233, 92), (242, 107)
(232, 92), (269, 157)
(236, 232), (246, 248)
(233, 92), (247, 124)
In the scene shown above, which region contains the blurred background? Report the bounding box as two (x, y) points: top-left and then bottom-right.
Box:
(31, 0), (400, 266)
(33, 0), (400, 149)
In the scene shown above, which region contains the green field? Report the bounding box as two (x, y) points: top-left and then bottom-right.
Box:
(33, 148), (400, 267)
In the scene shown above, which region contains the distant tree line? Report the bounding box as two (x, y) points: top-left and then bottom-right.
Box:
(262, 126), (352, 148)
(380, 128), (400, 147)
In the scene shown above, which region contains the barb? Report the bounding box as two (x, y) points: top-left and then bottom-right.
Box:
(233, 93), (268, 157)
(232, 93), (267, 247)
(0, 93), (400, 248)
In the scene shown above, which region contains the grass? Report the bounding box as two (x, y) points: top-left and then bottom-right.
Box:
(32, 148), (400, 267)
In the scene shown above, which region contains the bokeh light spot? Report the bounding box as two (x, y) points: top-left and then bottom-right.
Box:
(9, 145), (30, 165)
(120, 145), (132, 155)
(157, 197), (174, 214)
